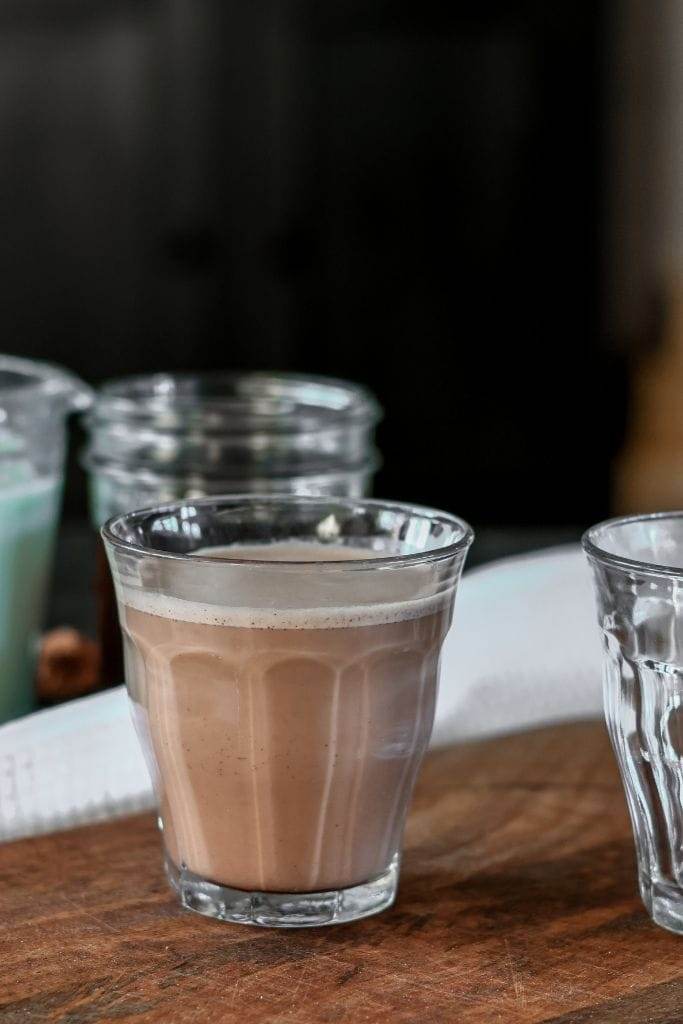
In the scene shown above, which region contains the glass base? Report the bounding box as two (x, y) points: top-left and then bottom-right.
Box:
(165, 852), (399, 928)
(640, 873), (683, 935)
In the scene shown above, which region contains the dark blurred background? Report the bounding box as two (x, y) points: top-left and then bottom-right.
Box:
(0, 0), (646, 531)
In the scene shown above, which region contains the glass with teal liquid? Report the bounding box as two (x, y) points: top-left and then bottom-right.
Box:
(0, 356), (91, 722)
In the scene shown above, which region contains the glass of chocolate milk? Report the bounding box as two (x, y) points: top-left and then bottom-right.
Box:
(103, 496), (473, 927)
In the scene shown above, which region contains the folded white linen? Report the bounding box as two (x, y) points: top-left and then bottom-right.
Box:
(0, 544), (603, 842)
(431, 544), (603, 745)
(0, 686), (154, 842)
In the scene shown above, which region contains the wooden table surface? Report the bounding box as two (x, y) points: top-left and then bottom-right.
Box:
(2, 721), (682, 1024)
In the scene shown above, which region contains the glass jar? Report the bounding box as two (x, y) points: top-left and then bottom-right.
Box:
(0, 355), (91, 721)
(82, 372), (382, 684)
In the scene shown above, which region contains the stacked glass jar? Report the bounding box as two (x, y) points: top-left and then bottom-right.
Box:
(82, 372), (382, 684)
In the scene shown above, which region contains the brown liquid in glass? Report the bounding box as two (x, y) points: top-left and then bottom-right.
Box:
(120, 544), (449, 892)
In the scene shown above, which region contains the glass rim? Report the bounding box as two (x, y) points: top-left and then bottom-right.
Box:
(0, 354), (92, 411)
(582, 510), (683, 577)
(102, 494), (474, 570)
(90, 371), (382, 430)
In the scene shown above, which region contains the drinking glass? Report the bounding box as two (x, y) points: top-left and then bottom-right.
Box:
(584, 512), (683, 934)
(0, 355), (91, 722)
(103, 495), (472, 927)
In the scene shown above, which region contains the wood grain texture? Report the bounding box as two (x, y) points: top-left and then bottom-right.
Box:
(1, 721), (681, 1024)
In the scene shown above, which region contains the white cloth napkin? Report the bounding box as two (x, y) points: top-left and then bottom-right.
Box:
(431, 544), (603, 745)
(0, 544), (603, 842)
(0, 687), (153, 842)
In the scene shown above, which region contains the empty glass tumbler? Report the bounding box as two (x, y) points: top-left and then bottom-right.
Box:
(0, 355), (91, 722)
(584, 512), (683, 933)
(103, 495), (472, 927)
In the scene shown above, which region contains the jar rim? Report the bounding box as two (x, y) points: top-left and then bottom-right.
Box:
(0, 354), (92, 411)
(90, 371), (382, 432)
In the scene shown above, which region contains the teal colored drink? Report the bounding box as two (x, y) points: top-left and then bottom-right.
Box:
(0, 354), (91, 722)
(0, 475), (61, 722)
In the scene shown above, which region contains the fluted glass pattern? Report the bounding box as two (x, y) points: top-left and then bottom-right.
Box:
(585, 514), (683, 934)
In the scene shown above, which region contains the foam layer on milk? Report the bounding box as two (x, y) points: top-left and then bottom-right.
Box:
(119, 541), (452, 629)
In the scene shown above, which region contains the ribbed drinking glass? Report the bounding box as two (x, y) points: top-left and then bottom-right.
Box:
(584, 512), (683, 933)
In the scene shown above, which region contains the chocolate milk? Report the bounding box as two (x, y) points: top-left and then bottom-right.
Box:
(120, 543), (451, 893)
